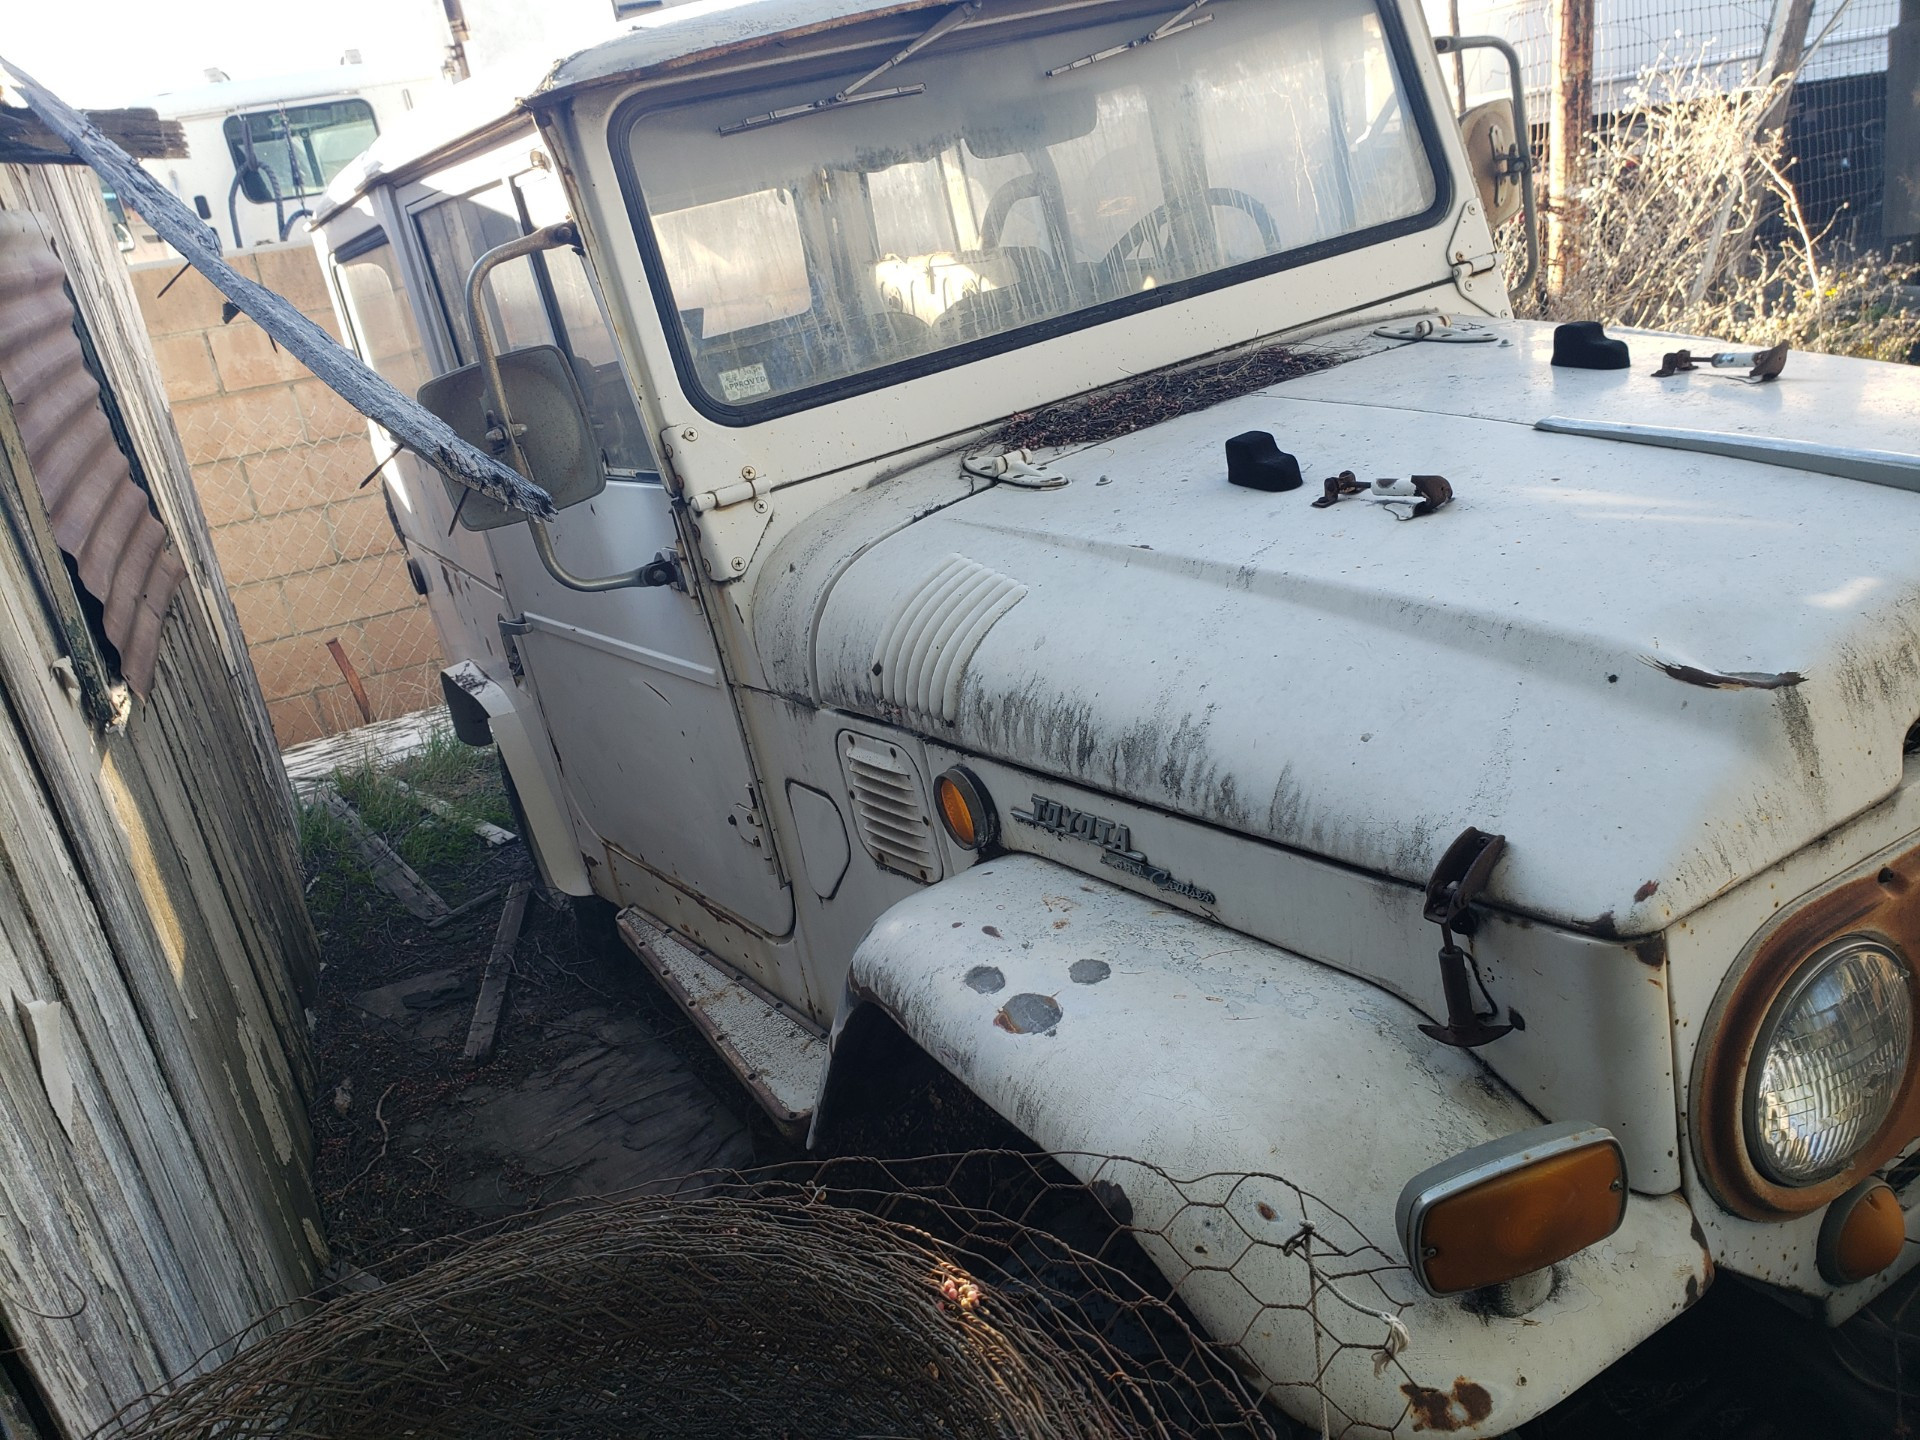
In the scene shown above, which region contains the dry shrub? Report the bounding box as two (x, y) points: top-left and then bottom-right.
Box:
(1506, 57), (1920, 362)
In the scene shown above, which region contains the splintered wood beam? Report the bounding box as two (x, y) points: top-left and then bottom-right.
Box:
(0, 105), (186, 162)
(0, 56), (556, 521)
(313, 787), (452, 924)
(464, 880), (532, 1063)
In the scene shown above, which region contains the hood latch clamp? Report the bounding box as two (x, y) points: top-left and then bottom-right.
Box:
(1419, 827), (1512, 1049)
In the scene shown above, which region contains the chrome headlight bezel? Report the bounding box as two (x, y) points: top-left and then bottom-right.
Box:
(1741, 936), (1913, 1187)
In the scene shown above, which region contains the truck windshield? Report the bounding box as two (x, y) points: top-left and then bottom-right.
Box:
(622, 0), (1438, 415)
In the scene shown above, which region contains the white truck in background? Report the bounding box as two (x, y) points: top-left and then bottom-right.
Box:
(122, 61), (434, 255)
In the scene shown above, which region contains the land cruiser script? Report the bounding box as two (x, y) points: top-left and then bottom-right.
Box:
(1011, 795), (1217, 906)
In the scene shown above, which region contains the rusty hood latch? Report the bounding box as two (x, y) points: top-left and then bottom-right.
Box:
(1419, 827), (1512, 1048)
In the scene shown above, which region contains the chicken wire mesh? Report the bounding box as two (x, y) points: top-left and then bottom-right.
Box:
(133, 251), (444, 749)
(90, 1150), (1431, 1440)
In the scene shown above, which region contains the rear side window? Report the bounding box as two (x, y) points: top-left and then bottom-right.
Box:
(332, 233), (429, 398)
(224, 100), (378, 203)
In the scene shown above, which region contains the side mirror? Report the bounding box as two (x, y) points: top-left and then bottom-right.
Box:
(1458, 98), (1524, 229)
(418, 344), (605, 531)
(1435, 34), (1538, 294)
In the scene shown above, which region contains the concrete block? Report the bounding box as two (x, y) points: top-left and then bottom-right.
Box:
(151, 332), (220, 402)
(210, 321), (313, 392)
(190, 460), (255, 528)
(172, 387), (306, 465)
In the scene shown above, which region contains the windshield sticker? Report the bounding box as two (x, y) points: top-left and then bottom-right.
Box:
(718, 363), (771, 402)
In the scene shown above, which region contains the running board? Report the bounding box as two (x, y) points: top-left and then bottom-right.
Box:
(615, 909), (826, 1136)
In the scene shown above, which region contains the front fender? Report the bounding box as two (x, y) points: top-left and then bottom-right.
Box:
(832, 855), (1708, 1436)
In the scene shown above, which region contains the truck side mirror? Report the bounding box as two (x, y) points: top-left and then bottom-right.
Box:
(424, 220), (670, 593)
(1458, 98), (1525, 230)
(1434, 34), (1539, 295)
(418, 345), (606, 531)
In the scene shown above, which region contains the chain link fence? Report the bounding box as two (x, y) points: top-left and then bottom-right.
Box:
(1425, 0), (1907, 253)
(129, 242), (444, 749)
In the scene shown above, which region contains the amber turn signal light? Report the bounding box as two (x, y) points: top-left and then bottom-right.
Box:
(1817, 1179), (1906, 1286)
(934, 766), (996, 851)
(1397, 1123), (1628, 1297)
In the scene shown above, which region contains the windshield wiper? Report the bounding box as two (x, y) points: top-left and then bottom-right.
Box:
(1045, 0), (1212, 76)
(720, 0), (982, 135)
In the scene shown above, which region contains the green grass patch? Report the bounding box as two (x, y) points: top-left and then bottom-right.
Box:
(300, 723), (515, 882)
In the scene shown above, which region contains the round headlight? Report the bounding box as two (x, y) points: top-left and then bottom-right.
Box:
(1746, 938), (1913, 1185)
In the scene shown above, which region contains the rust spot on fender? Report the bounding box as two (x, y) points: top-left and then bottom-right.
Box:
(982, 925), (1003, 939)
(1634, 880), (1659, 902)
(1632, 935), (1667, 968)
(994, 993), (1062, 1033)
(1401, 1379), (1494, 1432)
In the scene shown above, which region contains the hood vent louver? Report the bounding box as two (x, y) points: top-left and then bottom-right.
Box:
(839, 732), (941, 884)
(872, 554), (1026, 727)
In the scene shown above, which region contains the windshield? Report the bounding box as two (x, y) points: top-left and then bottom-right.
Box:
(622, 0), (1438, 416)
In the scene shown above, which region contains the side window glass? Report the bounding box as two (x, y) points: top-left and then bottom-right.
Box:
(332, 235), (428, 397)
(516, 171), (653, 474)
(414, 185), (550, 365)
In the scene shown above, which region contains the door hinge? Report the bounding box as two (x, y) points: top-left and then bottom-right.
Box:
(498, 615), (531, 681)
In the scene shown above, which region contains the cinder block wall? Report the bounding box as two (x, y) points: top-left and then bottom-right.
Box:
(131, 244), (443, 747)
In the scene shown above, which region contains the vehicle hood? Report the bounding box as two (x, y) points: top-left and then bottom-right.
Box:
(758, 320), (1920, 933)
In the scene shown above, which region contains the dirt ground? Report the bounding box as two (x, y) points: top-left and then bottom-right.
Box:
(295, 733), (1918, 1436)
(299, 738), (802, 1275)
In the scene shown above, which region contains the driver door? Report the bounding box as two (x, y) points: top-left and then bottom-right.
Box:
(406, 154), (795, 947)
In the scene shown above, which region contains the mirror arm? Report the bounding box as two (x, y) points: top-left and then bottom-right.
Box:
(1434, 34), (1538, 298)
(464, 223), (670, 594)
(528, 521), (682, 593)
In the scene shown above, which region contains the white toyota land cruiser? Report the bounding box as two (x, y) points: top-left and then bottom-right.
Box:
(304, 0), (1920, 1430)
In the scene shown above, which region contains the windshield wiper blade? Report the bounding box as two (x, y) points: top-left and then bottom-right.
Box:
(1045, 0), (1212, 76)
(720, 0), (982, 135)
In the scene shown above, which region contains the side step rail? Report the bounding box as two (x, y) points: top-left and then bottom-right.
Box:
(615, 909), (826, 1138)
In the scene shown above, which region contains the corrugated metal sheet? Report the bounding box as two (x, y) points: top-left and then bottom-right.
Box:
(0, 211), (183, 695)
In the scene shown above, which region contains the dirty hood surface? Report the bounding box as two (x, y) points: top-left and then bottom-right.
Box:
(769, 321), (1920, 933)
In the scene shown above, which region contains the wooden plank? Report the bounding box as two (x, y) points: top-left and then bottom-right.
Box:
(313, 788), (452, 923)
(395, 779), (517, 847)
(0, 165), (327, 1372)
(0, 106), (186, 163)
(464, 881), (532, 1063)
(280, 709), (448, 797)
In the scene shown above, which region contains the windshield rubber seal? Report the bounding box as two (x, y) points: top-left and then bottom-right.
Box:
(608, 0), (1454, 427)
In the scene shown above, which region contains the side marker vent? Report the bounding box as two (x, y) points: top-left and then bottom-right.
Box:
(839, 732), (941, 884)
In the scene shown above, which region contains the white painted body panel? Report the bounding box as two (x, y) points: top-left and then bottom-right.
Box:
(491, 478), (797, 938)
(915, 745), (1684, 1192)
(772, 319), (1920, 935)
(843, 855), (1711, 1436)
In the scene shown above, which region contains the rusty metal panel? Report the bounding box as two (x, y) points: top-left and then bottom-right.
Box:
(0, 211), (183, 696)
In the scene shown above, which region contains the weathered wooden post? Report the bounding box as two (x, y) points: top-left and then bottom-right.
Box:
(1545, 0), (1595, 297)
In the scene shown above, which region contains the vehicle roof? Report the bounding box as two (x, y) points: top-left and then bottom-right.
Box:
(131, 64), (432, 120)
(317, 0), (955, 224)
(541, 0), (949, 94)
